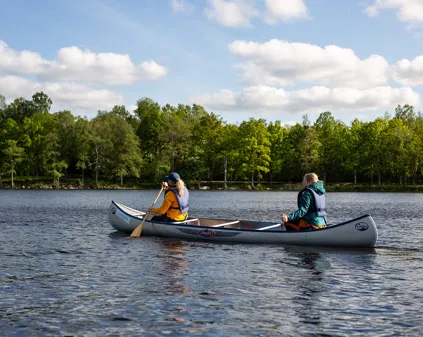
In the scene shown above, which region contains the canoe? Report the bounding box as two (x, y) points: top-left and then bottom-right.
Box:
(108, 201), (378, 248)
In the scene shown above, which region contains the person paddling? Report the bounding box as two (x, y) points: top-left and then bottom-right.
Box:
(281, 173), (327, 230)
(148, 172), (189, 222)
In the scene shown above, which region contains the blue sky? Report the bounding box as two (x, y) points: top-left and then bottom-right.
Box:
(1, 0), (423, 125)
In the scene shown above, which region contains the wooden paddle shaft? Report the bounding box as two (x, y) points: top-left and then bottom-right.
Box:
(130, 187), (164, 237)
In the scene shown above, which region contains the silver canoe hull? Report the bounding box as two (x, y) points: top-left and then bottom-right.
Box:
(108, 201), (378, 247)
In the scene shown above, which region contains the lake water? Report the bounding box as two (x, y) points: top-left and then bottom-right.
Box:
(1, 190), (422, 336)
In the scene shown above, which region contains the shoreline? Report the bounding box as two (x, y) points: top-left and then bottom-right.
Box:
(1, 182), (422, 192)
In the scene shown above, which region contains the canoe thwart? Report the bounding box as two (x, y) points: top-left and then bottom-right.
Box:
(182, 218), (200, 225)
(212, 220), (240, 228)
(258, 224), (282, 230)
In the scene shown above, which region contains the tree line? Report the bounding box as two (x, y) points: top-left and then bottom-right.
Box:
(0, 92), (422, 189)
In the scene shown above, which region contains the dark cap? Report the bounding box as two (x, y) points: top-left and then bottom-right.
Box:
(164, 172), (180, 183)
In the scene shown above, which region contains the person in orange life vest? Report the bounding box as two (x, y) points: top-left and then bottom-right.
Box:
(281, 173), (327, 231)
(148, 172), (189, 222)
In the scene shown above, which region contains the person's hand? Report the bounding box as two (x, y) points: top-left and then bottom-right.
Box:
(281, 213), (288, 223)
(148, 207), (153, 213)
(161, 181), (169, 189)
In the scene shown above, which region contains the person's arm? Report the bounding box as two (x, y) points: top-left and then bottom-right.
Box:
(150, 192), (174, 214)
(287, 191), (312, 222)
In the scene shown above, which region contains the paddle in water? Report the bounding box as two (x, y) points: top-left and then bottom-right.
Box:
(130, 187), (164, 238)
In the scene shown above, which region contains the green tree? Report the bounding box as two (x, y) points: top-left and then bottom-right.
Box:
(347, 119), (364, 184)
(283, 123), (307, 181)
(395, 104), (416, 125)
(221, 124), (241, 186)
(2, 140), (25, 187)
(0, 117), (28, 185)
(314, 111), (349, 181)
(383, 117), (415, 184)
(393, 105), (421, 184)
(107, 113), (142, 185)
(52, 111), (78, 178)
(22, 112), (54, 179)
(88, 112), (142, 186)
(162, 108), (192, 173)
(74, 117), (91, 185)
(238, 118), (271, 187)
(32, 91), (52, 113)
(298, 127), (322, 173)
(44, 131), (68, 186)
(267, 121), (289, 184)
(314, 112), (335, 181)
(134, 98), (166, 178)
(135, 97), (165, 156)
(0, 94), (6, 111)
(361, 118), (389, 185)
(112, 105), (130, 119)
(7, 97), (36, 124)
(191, 112), (224, 183)
(89, 114), (114, 186)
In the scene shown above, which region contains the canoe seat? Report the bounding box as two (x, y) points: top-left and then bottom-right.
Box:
(212, 220), (240, 228)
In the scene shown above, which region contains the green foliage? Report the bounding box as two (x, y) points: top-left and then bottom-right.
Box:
(1, 93), (423, 189)
(238, 118), (271, 186)
(135, 97), (165, 156)
(2, 140), (25, 187)
(0, 94), (6, 111)
(32, 92), (52, 113)
(299, 127), (321, 173)
(267, 121), (288, 183)
(191, 112), (224, 181)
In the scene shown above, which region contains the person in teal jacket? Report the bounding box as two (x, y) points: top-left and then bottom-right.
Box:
(281, 173), (327, 230)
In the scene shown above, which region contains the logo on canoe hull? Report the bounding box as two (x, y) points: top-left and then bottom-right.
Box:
(197, 229), (216, 238)
(355, 222), (369, 231)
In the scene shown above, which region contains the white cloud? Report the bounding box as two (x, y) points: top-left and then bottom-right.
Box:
(264, 0), (310, 23)
(171, 0), (194, 13)
(172, 0), (185, 12)
(204, 0), (259, 28)
(190, 85), (420, 115)
(0, 41), (167, 86)
(392, 56), (423, 86)
(228, 39), (390, 89)
(0, 74), (124, 117)
(365, 0), (423, 24)
(128, 105), (138, 113)
(204, 0), (310, 27)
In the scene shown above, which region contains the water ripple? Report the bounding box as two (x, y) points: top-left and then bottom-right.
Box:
(1, 190), (422, 336)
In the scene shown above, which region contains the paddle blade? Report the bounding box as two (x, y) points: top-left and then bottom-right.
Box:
(130, 223), (143, 238)
(129, 187), (164, 238)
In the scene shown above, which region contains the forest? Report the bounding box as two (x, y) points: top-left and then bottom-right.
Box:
(1, 91), (422, 191)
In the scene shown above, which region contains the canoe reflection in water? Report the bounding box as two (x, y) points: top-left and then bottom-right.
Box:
(158, 239), (190, 295)
(287, 249), (327, 326)
(280, 245), (377, 328)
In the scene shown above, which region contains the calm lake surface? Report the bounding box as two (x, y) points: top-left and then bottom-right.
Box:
(1, 190), (422, 336)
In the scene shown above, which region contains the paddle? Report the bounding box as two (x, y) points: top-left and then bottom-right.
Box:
(130, 186), (164, 238)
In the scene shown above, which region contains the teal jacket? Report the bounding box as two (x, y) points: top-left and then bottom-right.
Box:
(287, 181), (327, 226)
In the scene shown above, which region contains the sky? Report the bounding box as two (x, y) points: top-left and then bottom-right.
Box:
(1, 0), (423, 125)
